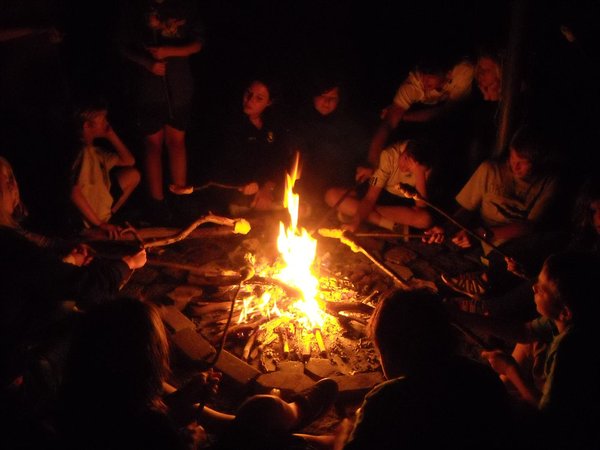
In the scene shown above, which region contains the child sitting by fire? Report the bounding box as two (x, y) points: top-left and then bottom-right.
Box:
(324, 139), (438, 233)
(70, 100), (140, 239)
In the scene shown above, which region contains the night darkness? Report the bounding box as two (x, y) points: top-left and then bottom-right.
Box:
(1, 0), (599, 233)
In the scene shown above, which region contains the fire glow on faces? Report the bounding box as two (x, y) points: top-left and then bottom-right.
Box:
(243, 81), (272, 118)
(313, 87), (340, 116)
(532, 265), (562, 320)
(508, 148), (534, 181)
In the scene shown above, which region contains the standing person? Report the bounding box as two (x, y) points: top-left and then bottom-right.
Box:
(70, 100), (140, 239)
(340, 289), (512, 450)
(117, 0), (204, 224)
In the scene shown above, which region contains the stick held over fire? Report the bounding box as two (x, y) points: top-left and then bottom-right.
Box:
(169, 182), (260, 196)
(318, 228), (412, 289)
(143, 214), (251, 249)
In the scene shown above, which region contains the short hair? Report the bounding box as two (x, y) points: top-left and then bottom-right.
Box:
(509, 125), (548, 165)
(369, 289), (457, 368)
(542, 251), (600, 321)
(415, 54), (455, 76)
(309, 71), (342, 98)
(73, 97), (108, 131)
(404, 139), (437, 168)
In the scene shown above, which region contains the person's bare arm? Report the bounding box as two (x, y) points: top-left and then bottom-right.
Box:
(481, 349), (541, 407)
(102, 125), (135, 167)
(345, 185), (381, 232)
(367, 104), (405, 166)
(451, 310), (536, 343)
(146, 40), (202, 60)
(71, 186), (122, 239)
(120, 46), (166, 76)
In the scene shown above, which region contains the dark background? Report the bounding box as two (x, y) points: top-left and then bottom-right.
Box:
(1, 0), (598, 233)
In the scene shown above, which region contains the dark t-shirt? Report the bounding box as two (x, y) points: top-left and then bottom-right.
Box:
(117, 0), (204, 106)
(292, 107), (368, 202)
(344, 356), (512, 450)
(0, 226), (129, 383)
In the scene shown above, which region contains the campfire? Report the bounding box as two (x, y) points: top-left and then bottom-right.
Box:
(229, 154), (353, 365)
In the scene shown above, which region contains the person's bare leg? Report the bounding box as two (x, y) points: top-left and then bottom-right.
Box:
(111, 166), (141, 214)
(144, 129), (165, 200)
(165, 125), (187, 188)
(373, 205), (433, 229)
(324, 187), (360, 216)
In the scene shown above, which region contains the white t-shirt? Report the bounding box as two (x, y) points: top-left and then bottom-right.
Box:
(370, 141), (415, 196)
(72, 145), (120, 226)
(393, 60), (474, 110)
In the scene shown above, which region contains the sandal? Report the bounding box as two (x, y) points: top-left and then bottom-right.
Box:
(441, 271), (488, 299)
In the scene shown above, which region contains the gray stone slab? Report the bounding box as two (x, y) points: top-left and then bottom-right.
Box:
(214, 349), (262, 388)
(170, 327), (216, 363)
(160, 305), (196, 332)
(255, 371), (314, 396)
(275, 360), (305, 374)
(330, 372), (384, 399)
(305, 358), (340, 379)
(166, 285), (204, 310)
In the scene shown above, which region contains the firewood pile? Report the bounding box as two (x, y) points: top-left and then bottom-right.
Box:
(121, 221), (400, 377)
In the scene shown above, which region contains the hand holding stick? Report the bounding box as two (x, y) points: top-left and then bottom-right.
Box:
(396, 183), (529, 280)
(309, 180), (364, 236)
(169, 182), (259, 196)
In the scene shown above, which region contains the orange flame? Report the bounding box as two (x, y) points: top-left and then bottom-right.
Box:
(275, 153), (324, 329)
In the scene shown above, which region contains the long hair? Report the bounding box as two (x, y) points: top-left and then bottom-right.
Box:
(0, 156), (26, 228)
(61, 297), (170, 420)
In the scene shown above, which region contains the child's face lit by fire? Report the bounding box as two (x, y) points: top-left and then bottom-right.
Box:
(532, 265), (561, 320)
(0, 163), (20, 216)
(313, 87), (340, 116)
(84, 111), (110, 138)
(243, 82), (272, 118)
(508, 148), (534, 182)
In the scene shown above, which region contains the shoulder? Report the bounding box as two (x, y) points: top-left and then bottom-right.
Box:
(381, 141), (405, 159)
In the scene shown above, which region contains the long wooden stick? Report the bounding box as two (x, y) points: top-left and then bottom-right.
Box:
(309, 181), (364, 236)
(318, 228), (411, 289)
(396, 183), (529, 280)
(143, 214), (250, 249)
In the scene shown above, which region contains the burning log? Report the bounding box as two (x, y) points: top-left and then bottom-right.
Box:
(301, 331), (312, 362)
(276, 326), (290, 358)
(250, 334), (278, 361)
(243, 330), (258, 361)
(314, 328), (327, 357)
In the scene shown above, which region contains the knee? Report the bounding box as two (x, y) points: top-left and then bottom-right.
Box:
(121, 167), (141, 190)
(324, 188), (341, 207)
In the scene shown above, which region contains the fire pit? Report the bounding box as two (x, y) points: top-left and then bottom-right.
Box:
(173, 157), (391, 394)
